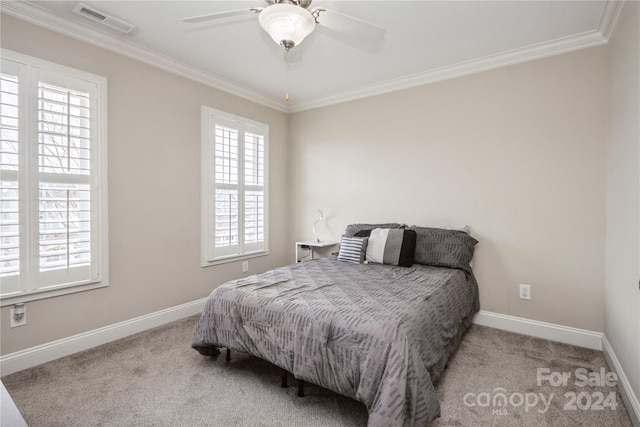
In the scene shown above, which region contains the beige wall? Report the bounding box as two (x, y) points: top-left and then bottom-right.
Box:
(606, 0), (640, 408)
(289, 47), (609, 332)
(0, 9), (630, 362)
(0, 14), (290, 355)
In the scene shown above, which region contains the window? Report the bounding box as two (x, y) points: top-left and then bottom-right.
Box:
(201, 106), (268, 265)
(0, 50), (107, 305)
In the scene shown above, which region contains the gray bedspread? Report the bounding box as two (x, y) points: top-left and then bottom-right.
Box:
(192, 256), (479, 426)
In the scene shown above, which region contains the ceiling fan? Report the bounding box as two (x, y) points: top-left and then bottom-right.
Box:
(182, 0), (385, 52)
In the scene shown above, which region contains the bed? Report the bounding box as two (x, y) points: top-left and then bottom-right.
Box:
(192, 224), (479, 426)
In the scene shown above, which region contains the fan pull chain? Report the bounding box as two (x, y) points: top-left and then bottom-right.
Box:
(285, 56), (291, 102)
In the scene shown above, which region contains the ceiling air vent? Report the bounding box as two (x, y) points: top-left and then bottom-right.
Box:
(72, 3), (136, 34)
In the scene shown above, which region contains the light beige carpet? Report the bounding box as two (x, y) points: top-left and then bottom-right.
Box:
(1, 315), (633, 426)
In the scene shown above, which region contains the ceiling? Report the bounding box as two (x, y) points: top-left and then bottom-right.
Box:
(1, 1), (620, 112)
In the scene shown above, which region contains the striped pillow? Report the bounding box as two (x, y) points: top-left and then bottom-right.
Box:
(337, 236), (369, 264)
(366, 228), (416, 267)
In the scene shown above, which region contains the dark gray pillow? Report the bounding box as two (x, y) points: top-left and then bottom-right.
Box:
(344, 223), (404, 238)
(409, 226), (478, 274)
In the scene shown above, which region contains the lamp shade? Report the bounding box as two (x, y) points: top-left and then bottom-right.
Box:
(258, 4), (316, 49)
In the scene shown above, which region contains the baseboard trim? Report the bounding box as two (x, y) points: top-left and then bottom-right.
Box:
(472, 310), (603, 350)
(0, 305), (623, 389)
(0, 298), (208, 376)
(602, 335), (640, 427)
(472, 311), (638, 425)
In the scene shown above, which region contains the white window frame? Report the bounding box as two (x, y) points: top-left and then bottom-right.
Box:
(0, 50), (108, 306)
(201, 106), (268, 266)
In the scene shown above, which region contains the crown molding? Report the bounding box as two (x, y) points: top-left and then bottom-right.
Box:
(597, 0), (626, 40)
(289, 0), (622, 112)
(0, 1), (288, 113)
(289, 28), (609, 112)
(1, 0), (623, 114)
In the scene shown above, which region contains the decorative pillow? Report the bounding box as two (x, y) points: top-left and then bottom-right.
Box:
(365, 228), (416, 267)
(409, 226), (478, 274)
(337, 236), (368, 264)
(344, 223), (404, 238)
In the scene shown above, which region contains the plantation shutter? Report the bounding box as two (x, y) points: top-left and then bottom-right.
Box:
(243, 131), (265, 251)
(0, 71), (20, 294)
(0, 54), (106, 299)
(37, 81), (95, 286)
(213, 124), (239, 257)
(203, 107), (268, 263)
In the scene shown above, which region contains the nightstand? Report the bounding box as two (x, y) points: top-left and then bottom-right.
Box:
(295, 241), (339, 263)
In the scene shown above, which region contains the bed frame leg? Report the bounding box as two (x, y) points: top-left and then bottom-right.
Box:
(297, 379), (305, 397)
(226, 348), (231, 361)
(281, 371), (288, 388)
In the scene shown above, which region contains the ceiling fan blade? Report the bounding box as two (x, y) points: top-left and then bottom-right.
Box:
(313, 8), (385, 44)
(182, 9), (257, 24)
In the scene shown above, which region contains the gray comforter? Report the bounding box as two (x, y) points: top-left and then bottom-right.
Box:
(192, 256), (479, 426)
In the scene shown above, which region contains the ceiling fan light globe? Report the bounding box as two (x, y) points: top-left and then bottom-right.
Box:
(258, 4), (315, 49)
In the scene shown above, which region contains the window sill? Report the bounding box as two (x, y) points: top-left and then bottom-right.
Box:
(0, 281), (108, 307)
(201, 251), (269, 268)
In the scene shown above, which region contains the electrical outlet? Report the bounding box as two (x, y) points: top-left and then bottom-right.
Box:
(519, 284), (531, 300)
(10, 305), (27, 327)
(242, 261), (249, 273)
